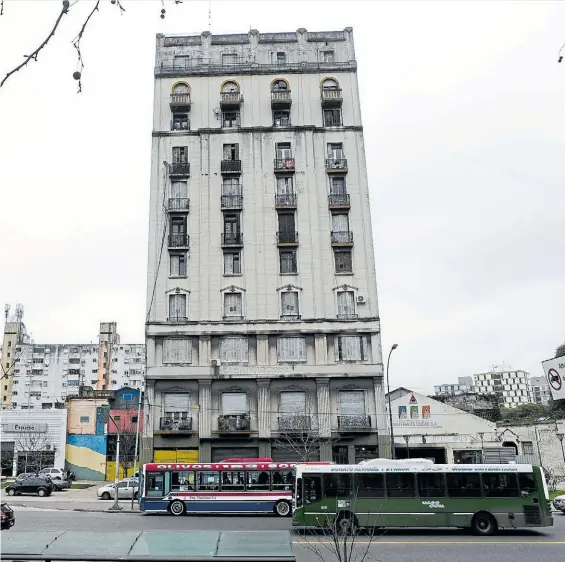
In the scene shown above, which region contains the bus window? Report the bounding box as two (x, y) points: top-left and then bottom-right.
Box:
(197, 471), (220, 491)
(304, 474), (322, 504)
(518, 473), (536, 496)
(355, 473), (385, 498)
(446, 473), (481, 498)
(171, 470), (194, 492)
(272, 471), (293, 490)
(385, 473), (416, 498)
(221, 471), (245, 491)
(323, 473), (353, 498)
(482, 473), (519, 498)
(417, 473), (446, 498)
(146, 472), (165, 497)
(247, 471), (270, 491)
(295, 477), (303, 507)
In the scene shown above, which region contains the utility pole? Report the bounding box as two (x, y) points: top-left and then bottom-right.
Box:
(130, 391), (143, 509)
(108, 412), (122, 512)
(385, 344), (399, 459)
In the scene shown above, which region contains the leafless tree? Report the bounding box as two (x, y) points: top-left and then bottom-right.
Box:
(13, 431), (54, 474)
(116, 431), (138, 476)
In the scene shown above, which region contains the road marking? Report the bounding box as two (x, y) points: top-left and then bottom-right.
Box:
(293, 540), (565, 545)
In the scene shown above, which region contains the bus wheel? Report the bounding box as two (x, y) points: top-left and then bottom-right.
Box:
(169, 500), (186, 516)
(336, 512), (358, 536)
(275, 500), (291, 517)
(471, 512), (497, 536)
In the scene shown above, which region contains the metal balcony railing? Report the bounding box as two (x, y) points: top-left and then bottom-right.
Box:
(218, 413), (251, 432)
(274, 158), (295, 172)
(159, 417), (192, 431)
(321, 88), (343, 105)
(331, 230), (354, 245)
(328, 194), (350, 208)
(325, 158), (348, 172)
(167, 198), (190, 211)
(275, 193), (297, 208)
(221, 233), (243, 247)
(271, 90), (292, 106)
(337, 313), (359, 320)
(168, 234), (190, 247)
(169, 163), (190, 177)
(338, 415), (371, 431)
(221, 160), (242, 174)
(220, 92), (243, 105)
(278, 415), (312, 432)
(277, 231), (298, 245)
(221, 195), (243, 209)
(170, 93), (191, 107)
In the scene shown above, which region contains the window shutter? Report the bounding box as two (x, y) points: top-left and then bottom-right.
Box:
(221, 392), (247, 414)
(163, 339), (192, 364)
(337, 292), (355, 316)
(339, 390), (365, 415)
(339, 336), (362, 361)
(332, 213), (349, 232)
(224, 254), (234, 275)
(281, 292), (299, 315)
(277, 337), (306, 362)
(224, 293), (242, 316)
(280, 391), (306, 414)
(220, 337), (248, 363)
(164, 393), (190, 413)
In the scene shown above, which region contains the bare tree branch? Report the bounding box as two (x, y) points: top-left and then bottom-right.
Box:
(71, 0), (100, 93)
(0, 0), (70, 89)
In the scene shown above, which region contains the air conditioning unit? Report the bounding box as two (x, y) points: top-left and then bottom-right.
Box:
(357, 295), (366, 304)
(211, 359), (221, 367)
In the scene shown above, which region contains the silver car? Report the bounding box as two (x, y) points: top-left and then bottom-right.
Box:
(97, 479), (139, 500)
(553, 494), (565, 513)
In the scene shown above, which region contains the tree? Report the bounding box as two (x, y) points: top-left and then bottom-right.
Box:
(13, 431), (54, 474)
(555, 342), (565, 358)
(0, 0), (184, 92)
(117, 431), (138, 477)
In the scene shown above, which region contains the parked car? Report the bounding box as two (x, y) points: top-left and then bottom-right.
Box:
(15, 473), (37, 483)
(5, 477), (54, 497)
(97, 479), (139, 500)
(43, 474), (69, 491)
(38, 468), (65, 481)
(1, 503), (15, 530)
(553, 493), (565, 513)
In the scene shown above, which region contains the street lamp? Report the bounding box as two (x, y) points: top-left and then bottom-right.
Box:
(557, 433), (565, 470)
(386, 344), (399, 460)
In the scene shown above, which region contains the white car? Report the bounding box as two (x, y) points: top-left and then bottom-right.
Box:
(553, 494), (565, 513)
(97, 479), (139, 500)
(38, 468), (65, 481)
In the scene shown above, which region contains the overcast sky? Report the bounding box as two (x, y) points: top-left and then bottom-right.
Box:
(0, 0), (563, 394)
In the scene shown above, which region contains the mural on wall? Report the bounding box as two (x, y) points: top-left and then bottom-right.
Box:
(65, 435), (107, 481)
(395, 395), (441, 428)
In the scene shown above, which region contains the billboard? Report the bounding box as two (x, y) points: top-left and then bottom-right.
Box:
(542, 356), (565, 400)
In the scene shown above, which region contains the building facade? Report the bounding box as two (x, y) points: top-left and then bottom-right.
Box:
(144, 28), (388, 464)
(473, 368), (533, 408)
(529, 376), (551, 405)
(1, 315), (145, 410)
(434, 376), (475, 396)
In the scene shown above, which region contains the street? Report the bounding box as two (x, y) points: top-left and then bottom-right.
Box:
(4, 507), (565, 562)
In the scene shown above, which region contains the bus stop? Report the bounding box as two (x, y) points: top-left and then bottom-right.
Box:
(0, 531), (295, 562)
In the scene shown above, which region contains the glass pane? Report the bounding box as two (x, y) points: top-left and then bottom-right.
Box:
(146, 472), (165, 497)
(272, 470), (294, 490)
(221, 471), (245, 491)
(303, 474), (322, 503)
(221, 392), (247, 413)
(197, 471), (220, 491)
(171, 471), (194, 491)
(446, 473), (481, 498)
(518, 473), (536, 496)
(417, 473), (445, 497)
(483, 473), (519, 498)
(385, 473), (416, 498)
(247, 471), (270, 491)
(355, 473), (385, 498)
(323, 473), (353, 498)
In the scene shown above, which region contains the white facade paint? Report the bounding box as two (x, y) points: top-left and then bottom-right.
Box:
(529, 376), (551, 405)
(473, 369), (533, 408)
(145, 28), (387, 463)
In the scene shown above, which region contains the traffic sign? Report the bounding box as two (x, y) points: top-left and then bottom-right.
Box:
(542, 357), (565, 400)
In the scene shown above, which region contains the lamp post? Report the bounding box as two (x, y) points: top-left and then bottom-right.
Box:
(386, 344), (399, 459)
(557, 433), (565, 470)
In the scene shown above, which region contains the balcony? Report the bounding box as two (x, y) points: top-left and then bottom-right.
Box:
(170, 93), (191, 109)
(221, 233), (243, 248)
(321, 88), (343, 107)
(278, 415), (312, 433)
(168, 315), (188, 323)
(326, 158), (348, 172)
(167, 198), (190, 212)
(221, 160), (242, 174)
(158, 416), (192, 433)
(331, 230), (354, 246)
(218, 413), (251, 433)
(169, 163), (190, 177)
(337, 313), (359, 321)
(338, 415), (371, 432)
(220, 92), (243, 107)
(280, 314), (301, 321)
(168, 234), (190, 248)
(221, 195), (243, 210)
(275, 193), (297, 209)
(274, 158), (295, 173)
(271, 90), (292, 108)
(328, 194), (350, 209)
(277, 231), (299, 246)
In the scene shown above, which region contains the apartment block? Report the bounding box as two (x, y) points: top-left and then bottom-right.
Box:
(473, 369), (533, 409)
(144, 28), (388, 464)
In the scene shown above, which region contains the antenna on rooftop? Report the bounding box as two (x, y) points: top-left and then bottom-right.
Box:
(208, 0), (212, 31)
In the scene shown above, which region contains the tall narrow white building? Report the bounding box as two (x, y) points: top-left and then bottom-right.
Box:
(144, 28), (388, 464)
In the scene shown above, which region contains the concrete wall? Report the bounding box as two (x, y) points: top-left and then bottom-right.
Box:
(67, 399), (108, 434)
(65, 434), (107, 481)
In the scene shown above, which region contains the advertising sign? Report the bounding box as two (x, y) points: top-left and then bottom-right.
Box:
(542, 356), (565, 400)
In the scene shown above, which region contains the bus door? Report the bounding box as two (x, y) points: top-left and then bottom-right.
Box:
(321, 472), (354, 520)
(302, 473), (324, 524)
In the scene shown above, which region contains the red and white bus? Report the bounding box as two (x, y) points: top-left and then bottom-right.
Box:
(140, 458), (329, 516)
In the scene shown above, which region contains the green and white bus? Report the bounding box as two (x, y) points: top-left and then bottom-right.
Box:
(292, 459), (553, 535)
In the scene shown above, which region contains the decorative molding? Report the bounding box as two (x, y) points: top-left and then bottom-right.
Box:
(332, 283), (358, 292)
(220, 385), (247, 394)
(165, 287), (190, 295)
(220, 284), (246, 293)
(163, 385), (190, 394)
(279, 384), (307, 393)
(338, 383), (364, 391)
(276, 284), (302, 292)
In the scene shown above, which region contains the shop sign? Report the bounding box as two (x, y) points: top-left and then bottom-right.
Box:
(4, 423), (48, 433)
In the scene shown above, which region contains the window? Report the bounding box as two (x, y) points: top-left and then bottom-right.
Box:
(79, 416), (90, 423)
(322, 78), (339, 91)
(280, 250), (297, 274)
(163, 338), (192, 364)
(223, 143), (239, 161)
(173, 55), (190, 68)
(224, 252), (241, 275)
(220, 337), (249, 363)
(321, 50), (335, 63)
(171, 180), (188, 200)
(323, 108), (342, 127)
(337, 291), (355, 318)
(273, 110), (290, 127)
(303, 474), (322, 503)
(385, 473), (416, 498)
(323, 473), (353, 498)
(223, 293), (243, 318)
(272, 470), (294, 490)
(223, 214), (241, 238)
(277, 337), (306, 362)
(327, 143), (344, 160)
(169, 293), (187, 321)
(339, 390), (365, 418)
(281, 291), (299, 318)
(172, 113), (189, 130)
(356, 473), (385, 498)
(221, 81), (239, 93)
(222, 54), (237, 65)
(221, 471), (245, 491)
(171, 471), (194, 491)
(518, 473), (536, 496)
(164, 393), (190, 419)
(417, 473), (445, 497)
(247, 471), (270, 491)
(278, 213), (296, 240)
(280, 391), (306, 415)
(173, 82), (190, 95)
(222, 177), (241, 195)
(277, 176), (294, 195)
(222, 110), (239, 128)
(170, 253), (187, 277)
(482, 473), (519, 498)
(171, 216), (187, 237)
(276, 142), (292, 160)
(197, 471), (220, 491)
(332, 213), (349, 234)
(272, 79), (288, 91)
(446, 473), (481, 498)
(172, 147), (187, 164)
(337, 336), (364, 361)
(221, 392), (247, 414)
(522, 441), (534, 455)
(272, 51), (286, 65)
(330, 176), (347, 195)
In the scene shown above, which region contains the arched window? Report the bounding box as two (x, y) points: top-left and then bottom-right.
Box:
(221, 81), (240, 93)
(173, 82), (190, 95)
(322, 78), (339, 90)
(271, 79), (288, 92)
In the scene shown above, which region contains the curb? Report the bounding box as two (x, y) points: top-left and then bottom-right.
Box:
(8, 503), (141, 514)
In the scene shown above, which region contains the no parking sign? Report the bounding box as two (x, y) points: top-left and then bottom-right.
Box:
(542, 357), (565, 400)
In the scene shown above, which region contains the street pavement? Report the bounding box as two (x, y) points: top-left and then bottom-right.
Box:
(3, 507), (565, 562)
